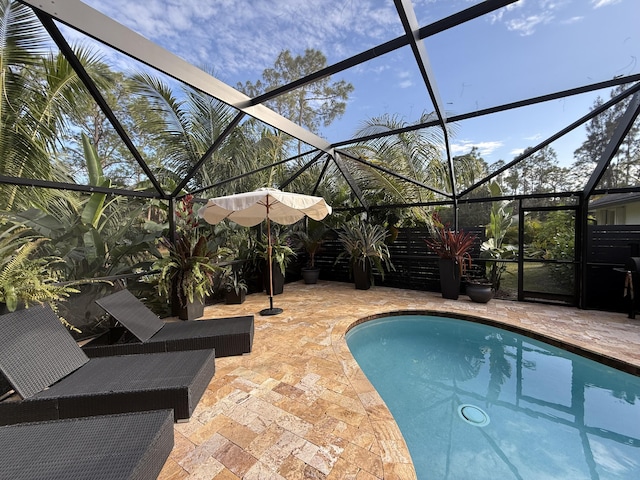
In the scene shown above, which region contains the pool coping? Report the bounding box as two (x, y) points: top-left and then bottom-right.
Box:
(332, 305), (640, 480)
(158, 282), (640, 478)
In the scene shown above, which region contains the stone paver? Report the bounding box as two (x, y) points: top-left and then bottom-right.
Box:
(159, 281), (640, 479)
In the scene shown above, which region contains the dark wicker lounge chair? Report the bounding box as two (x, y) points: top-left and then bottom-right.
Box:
(0, 409), (174, 479)
(0, 305), (215, 422)
(82, 289), (254, 358)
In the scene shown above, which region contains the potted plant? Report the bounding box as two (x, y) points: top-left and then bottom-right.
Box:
(256, 228), (296, 295)
(223, 270), (247, 304)
(156, 195), (224, 320)
(464, 271), (494, 303)
(479, 180), (517, 297)
(337, 221), (394, 290)
(293, 222), (328, 284)
(425, 213), (476, 300)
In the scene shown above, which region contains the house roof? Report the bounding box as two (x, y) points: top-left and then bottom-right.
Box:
(589, 192), (640, 210)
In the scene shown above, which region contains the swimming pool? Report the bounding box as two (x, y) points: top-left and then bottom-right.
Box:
(346, 314), (640, 480)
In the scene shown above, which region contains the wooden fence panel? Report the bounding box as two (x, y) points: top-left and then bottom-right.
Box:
(299, 223), (640, 313)
(313, 226), (483, 291)
(585, 225), (640, 311)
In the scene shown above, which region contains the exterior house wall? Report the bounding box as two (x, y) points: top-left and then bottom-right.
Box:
(626, 202), (640, 224)
(593, 201), (640, 225)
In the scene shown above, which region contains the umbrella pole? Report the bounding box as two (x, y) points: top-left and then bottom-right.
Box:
(260, 213), (283, 316)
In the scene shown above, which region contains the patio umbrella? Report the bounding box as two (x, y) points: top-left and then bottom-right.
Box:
(197, 188), (332, 316)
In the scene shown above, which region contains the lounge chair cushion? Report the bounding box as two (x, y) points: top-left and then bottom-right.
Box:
(95, 289), (164, 342)
(0, 305), (216, 422)
(32, 349), (215, 420)
(0, 409), (174, 480)
(0, 305), (88, 398)
(85, 289), (254, 357)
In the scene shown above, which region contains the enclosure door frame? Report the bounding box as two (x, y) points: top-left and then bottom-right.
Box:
(518, 204), (580, 306)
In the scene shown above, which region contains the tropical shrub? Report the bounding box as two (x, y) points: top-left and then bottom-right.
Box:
(424, 213), (476, 277)
(0, 227), (81, 319)
(337, 220), (394, 283)
(480, 181), (517, 291)
(256, 228), (296, 275)
(155, 195), (228, 307)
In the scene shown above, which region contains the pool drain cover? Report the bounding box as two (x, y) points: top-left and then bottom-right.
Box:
(457, 404), (490, 427)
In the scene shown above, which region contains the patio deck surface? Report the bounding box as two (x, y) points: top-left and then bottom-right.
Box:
(158, 281), (640, 479)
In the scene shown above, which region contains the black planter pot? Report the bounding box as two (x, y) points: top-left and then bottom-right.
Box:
(353, 262), (372, 290)
(263, 262), (285, 295)
(466, 282), (494, 303)
(225, 289), (246, 304)
(301, 267), (321, 284)
(438, 258), (461, 300)
(178, 298), (205, 320)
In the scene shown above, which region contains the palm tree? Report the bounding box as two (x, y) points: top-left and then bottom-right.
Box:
(5, 133), (162, 282)
(0, 0), (117, 211)
(0, 0), (53, 209)
(343, 112), (452, 223)
(130, 73), (268, 194)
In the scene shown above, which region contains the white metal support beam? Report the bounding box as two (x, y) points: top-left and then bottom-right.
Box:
(394, 0), (458, 223)
(19, 0), (333, 155)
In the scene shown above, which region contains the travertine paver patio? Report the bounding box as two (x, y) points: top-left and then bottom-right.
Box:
(158, 281), (640, 479)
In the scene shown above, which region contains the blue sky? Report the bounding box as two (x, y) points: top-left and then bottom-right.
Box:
(76, 0), (638, 167)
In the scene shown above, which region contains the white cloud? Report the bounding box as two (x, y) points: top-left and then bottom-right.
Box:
(560, 16), (584, 25)
(489, 0), (526, 24)
(505, 12), (554, 36)
(489, 0), (575, 36)
(451, 140), (504, 157)
(355, 63), (390, 75)
(82, 0), (403, 79)
(592, 0), (622, 8)
(397, 70), (414, 89)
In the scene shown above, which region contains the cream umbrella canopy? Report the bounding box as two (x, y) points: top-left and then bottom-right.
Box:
(197, 188), (332, 315)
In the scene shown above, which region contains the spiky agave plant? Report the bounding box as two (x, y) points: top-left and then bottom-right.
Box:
(336, 221), (394, 283)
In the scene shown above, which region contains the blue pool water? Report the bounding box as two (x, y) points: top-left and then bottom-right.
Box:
(346, 315), (640, 480)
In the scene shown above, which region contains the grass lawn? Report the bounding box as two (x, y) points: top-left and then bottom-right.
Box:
(495, 262), (574, 298)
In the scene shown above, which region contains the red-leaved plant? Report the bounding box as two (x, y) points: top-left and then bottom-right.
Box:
(156, 195), (222, 308)
(424, 213), (476, 277)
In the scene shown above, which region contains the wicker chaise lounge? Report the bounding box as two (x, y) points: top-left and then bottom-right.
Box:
(0, 409), (174, 480)
(0, 305), (215, 422)
(82, 289), (254, 358)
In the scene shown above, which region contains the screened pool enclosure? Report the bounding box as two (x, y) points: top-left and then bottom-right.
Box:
(1, 0), (639, 317)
